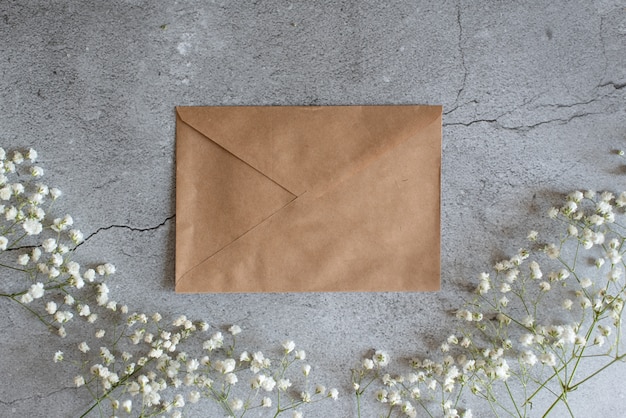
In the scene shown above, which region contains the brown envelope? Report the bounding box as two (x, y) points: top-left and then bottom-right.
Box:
(175, 105), (441, 293)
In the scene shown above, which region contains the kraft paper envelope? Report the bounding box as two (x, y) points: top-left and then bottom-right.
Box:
(175, 105), (441, 293)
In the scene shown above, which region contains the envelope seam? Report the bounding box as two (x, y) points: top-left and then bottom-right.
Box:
(176, 193), (300, 290)
(177, 113), (297, 197)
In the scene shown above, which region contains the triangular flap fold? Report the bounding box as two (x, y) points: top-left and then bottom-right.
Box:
(175, 116), (296, 290)
(176, 106), (441, 196)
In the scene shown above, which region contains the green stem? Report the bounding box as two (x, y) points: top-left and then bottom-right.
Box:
(504, 380), (522, 417)
(569, 353), (626, 390)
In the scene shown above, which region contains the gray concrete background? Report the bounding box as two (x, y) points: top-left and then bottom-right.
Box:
(1, 0), (625, 416)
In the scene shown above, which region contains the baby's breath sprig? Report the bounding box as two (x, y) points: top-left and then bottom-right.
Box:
(0, 148), (338, 417)
(356, 188), (626, 417)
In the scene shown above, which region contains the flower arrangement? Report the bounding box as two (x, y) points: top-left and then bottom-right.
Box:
(1, 147), (625, 417)
(351, 190), (626, 417)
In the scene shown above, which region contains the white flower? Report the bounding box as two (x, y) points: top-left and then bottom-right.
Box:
(4, 206), (16, 220)
(224, 372), (238, 385)
(362, 358), (374, 370)
(30, 166), (44, 177)
(31, 247), (41, 262)
(12, 151), (23, 164)
(74, 375), (85, 387)
(215, 359), (236, 374)
(574, 335), (587, 346)
(68, 229), (84, 243)
(17, 253), (29, 265)
(173, 394), (185, 407)
(64, 294), (75, 305)
(261, 397), (272, 407)
(295, 349), (306, 360)
(301, 391), (312, 403)
(292, 411), (303, 418)
(29, 282), (45, 299)
(373, 350), (390, 367)
(520, 334), (534, 346)
(580, 278), (593, 288)
(45, 301), (58, 315)
(229, 324), (242, 335)
(261, 375), (276, 392)
(83, 268), (96, 282)
(456, 309), (473, 321)
(598, 325), (611, 337)
(95, 329), (106, 339)
(562, 299), (573, 310)
(539, 281), (551, 292)
(121, 399), (132, 413)
(567, 191), (584, 203)
(228, 398), (243, 411)
(53, 351), (64, 363)
(26, 148), (37, 162)
(476, 273), (491, 294)
(548, 207), (559, 218)
(78, 342), (90, 353)
(188, 391), (201, 403)
(518, 316), (533, 328)
(50, 187), (62, 199)
(22, 219), (42, 235)
(539, 352), (556, 366)
(78, 304), (90, 316)
(567, 225), (578, 236)
(0, 187), (11, 200)
(545, 244), (560, 259)
(282, 340), (296, 353)
(277, 378), (292, 391)
(520, 351), (537, 366)
(97, 263), (116, 275)
(329, 387), (339, 400)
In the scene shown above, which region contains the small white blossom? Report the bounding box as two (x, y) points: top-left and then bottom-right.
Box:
(539, 353), (556, 366)
(50, 187), (62, 199)
(23, 219), (42, 235)
(277, 378), (292, 391)
(53, 351), (64, 363)
(74, 375), (85, 387)
(282, 340), (296, 353)
(17, 253), (30, 265)
(373, 350), (390, 367)
(188, 391), (201, 403)
(45, 301), (58, 315)
(121, 399), (132, 413)
(30, 166), (44, 177)
(228, 398), (243, 411)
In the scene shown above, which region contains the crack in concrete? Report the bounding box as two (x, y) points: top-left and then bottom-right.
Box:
(445, 0), (468, 116)
(443, 111), (605, 131)
(599, 81), (626, 90)
(79, 215), (175, 246)
(0, 386), (73, 406)
(599, 14), (610, 87)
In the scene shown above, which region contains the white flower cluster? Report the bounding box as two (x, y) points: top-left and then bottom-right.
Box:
(355, 189), (626, 417)
(0, 148), (338, 417)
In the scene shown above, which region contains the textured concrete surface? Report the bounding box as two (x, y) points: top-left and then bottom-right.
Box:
(0, 0), (625, 416)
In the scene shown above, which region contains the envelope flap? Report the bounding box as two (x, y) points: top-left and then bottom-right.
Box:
(176, 105), (441, 196)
